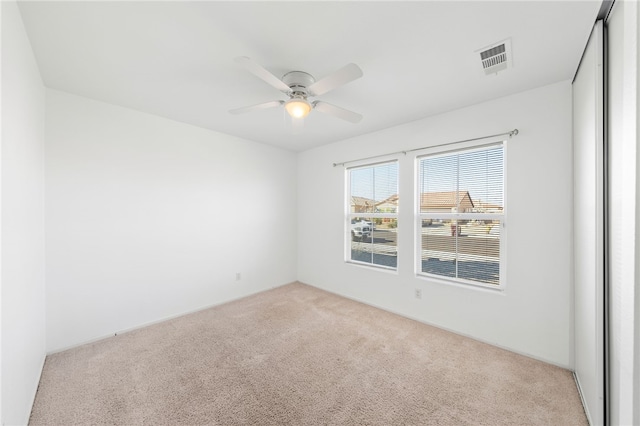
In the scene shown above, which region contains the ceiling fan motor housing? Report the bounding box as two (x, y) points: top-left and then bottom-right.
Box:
(282, 71), (315, 96)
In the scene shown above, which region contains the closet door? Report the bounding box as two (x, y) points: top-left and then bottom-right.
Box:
(573, 20), (605, 426)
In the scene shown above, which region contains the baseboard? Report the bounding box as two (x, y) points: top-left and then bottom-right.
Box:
(47, 281), (296, 355)
(298, 281), (573, 370)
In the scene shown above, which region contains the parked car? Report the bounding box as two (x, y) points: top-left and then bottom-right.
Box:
(351, 222), (372, 241)
(351, 218), (375, 230)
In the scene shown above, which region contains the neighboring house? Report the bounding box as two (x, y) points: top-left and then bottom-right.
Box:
(350, 196), (377, 213)
(375, 194), (399, 213)
(420, 191), (474, 213)
(472, 199), (504, 213)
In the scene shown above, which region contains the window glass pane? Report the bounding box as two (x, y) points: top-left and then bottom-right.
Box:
(350, 217), (397, 268)
(420, 146), (503, 214)
(420, 219), (457, 278)
(459, 147), (503, 213)
(419, 155), (457, 213)
(457, 220), (501, 285)
(350, 167), (375, 213)
(350, 162), (398, 214)
(420, 218), (500, 285)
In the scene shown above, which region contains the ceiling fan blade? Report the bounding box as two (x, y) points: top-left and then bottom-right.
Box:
(229, 100), (284, 115)
(235, 56), (291, 94)
(312, 101), (363, 123)
(307, 63), (363, 96)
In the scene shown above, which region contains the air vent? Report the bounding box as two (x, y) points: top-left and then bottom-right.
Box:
(478, 39), (512, 75)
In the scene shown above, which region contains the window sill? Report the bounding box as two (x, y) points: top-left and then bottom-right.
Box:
(416, 272), (505, 293)
(346, 260), (398, 274)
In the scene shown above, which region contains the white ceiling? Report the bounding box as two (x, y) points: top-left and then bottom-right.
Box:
(18, 1), (601, 152)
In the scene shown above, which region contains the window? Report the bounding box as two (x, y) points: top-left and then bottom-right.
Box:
(417, 143), (505, 287)
(347, 161), (398, 269)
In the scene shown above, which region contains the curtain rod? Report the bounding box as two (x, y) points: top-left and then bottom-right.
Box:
(332, 128), (519, 167)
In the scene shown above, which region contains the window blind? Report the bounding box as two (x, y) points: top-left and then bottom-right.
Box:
(418, 144), (504, 286)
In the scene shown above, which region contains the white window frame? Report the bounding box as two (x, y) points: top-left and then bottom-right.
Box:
(345, 160), (399, 271)
(415, 142), (506, 290)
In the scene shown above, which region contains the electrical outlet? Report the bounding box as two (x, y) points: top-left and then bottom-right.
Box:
(235, 272), (241, 281)
(415, 288), (422, 299)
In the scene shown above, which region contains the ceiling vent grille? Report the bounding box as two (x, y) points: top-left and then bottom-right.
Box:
(478, 39), (512, 75)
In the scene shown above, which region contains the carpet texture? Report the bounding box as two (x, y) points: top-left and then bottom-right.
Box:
(30, 282), (587, 425)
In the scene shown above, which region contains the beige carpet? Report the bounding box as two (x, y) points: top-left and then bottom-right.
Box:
(30, 282), (587, 425)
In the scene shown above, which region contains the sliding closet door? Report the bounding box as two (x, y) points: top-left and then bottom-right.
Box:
(573, 20), (605, 426)
(607, 1), (640, 423)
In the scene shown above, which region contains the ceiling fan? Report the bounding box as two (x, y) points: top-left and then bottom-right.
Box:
(229, 57), (363, 123)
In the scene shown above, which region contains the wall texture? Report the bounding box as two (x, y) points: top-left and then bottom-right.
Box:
(1, 1), (47, 424)
(45, 90), (298, 352)
(297, 81), (573, 367)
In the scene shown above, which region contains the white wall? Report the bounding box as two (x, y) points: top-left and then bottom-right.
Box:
(1, 1), (47, 424)
(298, 81), (573, 367)
(607, 1), (640, 424)
(45, 90), (298, 352)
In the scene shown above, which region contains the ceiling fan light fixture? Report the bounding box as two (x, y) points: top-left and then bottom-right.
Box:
(284, 98), (312, 119)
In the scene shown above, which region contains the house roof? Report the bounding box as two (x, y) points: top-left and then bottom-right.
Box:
(355, 192), (503, 211)
(420, 191), (474, 209)
(351, 196), (376, 207)
(375, 194), (399, 207)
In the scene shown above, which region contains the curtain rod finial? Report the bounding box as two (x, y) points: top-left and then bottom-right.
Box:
(510, 129), (519, 137)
